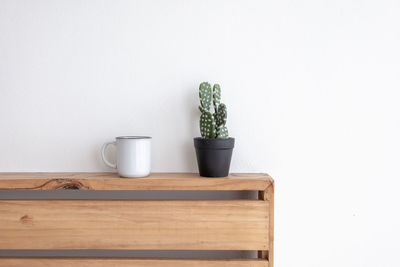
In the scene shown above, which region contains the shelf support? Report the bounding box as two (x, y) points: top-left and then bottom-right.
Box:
(258, 181), (274, 266)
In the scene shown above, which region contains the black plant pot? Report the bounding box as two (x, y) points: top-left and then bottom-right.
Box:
(193, 137), (235, 177)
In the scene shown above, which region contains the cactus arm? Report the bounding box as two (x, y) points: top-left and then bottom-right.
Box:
(199, 82), (212, 111)
(200, 111), (216, 138)
(215, 103), (228, 138)
(216, 103), (227, 126)
(217, 126), (229, 138)
(213, 84), (221, 112)
(209, 120), (216, 138)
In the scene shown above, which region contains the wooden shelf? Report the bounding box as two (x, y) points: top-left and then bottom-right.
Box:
(0, 172), (273, 191)
(0, 172), (274, 267)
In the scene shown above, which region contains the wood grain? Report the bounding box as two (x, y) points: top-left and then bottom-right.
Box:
(267, 182), (274, 267)
(0, 200), (269, 250)
(0, 173), (273, 191)
(0, 258), (268, 267)
(0, 173), (274, 266)
(258, 180), (274, 267)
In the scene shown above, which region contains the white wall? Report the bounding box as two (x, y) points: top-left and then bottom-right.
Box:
(1, 0), (400, 266)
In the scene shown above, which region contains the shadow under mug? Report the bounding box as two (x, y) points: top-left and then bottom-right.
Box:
(101, 136), (152, 178)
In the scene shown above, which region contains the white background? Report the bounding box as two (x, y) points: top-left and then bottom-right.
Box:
(1, 0), (400, 266)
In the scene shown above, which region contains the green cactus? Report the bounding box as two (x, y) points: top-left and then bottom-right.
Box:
(217, 125), (228, 138)
(213, 84), (221, 110)
(215, 103), (226, 126)
(199, 82), (212, 112)
(215, 103), (228, 138)
(200, 111), (216, 138)
(198, 82), (229, 139)
(215, 104), (228, 138)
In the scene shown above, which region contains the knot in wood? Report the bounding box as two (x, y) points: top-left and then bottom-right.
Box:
(52, 179), (89, 190)
(60, 183), (82, 190)
(20, 215), (33, 225)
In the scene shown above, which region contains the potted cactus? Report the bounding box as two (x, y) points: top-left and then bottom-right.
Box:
(194, 82), (235, 177)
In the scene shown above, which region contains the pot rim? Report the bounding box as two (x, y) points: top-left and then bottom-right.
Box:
(193, 137), (235, 149)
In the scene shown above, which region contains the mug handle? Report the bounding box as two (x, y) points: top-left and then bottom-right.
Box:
(101, 141), (117, 169)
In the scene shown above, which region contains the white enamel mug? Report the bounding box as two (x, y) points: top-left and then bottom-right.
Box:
(101, 136), (152, 178)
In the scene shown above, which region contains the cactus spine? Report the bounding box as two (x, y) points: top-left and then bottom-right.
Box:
(198, 82), (228, 139)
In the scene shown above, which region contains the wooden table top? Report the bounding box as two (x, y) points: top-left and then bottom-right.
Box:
(0, 172), (273, 191)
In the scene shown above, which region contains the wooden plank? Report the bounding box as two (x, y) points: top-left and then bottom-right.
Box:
(267, 182), (274, 267)
(0, 200), (269, 250)
(257, 181), (274, 267)
(0, 173), (273, 191)
(0, 258), (268, 267)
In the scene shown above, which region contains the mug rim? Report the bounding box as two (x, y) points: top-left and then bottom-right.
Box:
(116, 136), (152, 139)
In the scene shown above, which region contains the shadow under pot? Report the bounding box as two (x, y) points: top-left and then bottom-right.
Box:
(193, 137), (235, 177)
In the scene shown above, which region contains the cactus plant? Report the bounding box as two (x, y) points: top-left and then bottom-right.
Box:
(199, 82), (212, 112)
(215, 103), (228, 138)
(200, 111), (216, 138)
(198, 82), (229, 139)
(213, 84), (221, 109)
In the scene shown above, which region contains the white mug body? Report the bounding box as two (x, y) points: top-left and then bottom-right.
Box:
(102, 136), (151, 178)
